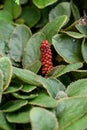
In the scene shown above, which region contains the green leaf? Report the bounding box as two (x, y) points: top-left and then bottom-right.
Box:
(0, 20), (14, 42)
(62, 31), (85, 39)
(29, 93), (58, 108)
(21, 5), (40, 27)
(12, 93), (38, 100)
(4, 0), (22, 19)
(46, 78), (65, 98)
(1, 100), (28, 112)
(6, 106), (31, 123)
(47, 63), (83, 78)
(41, 15), (67, 43)
(52, 34), (83, 63)
(13, 67), (42, 86)
(26, 60), (41, 73)
(82, 38), (87, 63)
(13, 67), (64, 96)
(0, 111), (14, 130)
(71, 0), (80, 20)
(49, 2), (71, 22)
(0, 57), (12, 90)
(15, 0), (20, 4)
(0, 10), (12, 23)
(4, 83), (23, 94)
(9, 25), (32, 62)
(56, 96), (87, 130)
(0, 40), (5, 56)
(30, 107), (58, 130)
(71, 69), (87, 80)
(20, 0), (28, 4)
(22, 32), (45, 71)
(66, 78), (87, 96)
(64, 113), (87, 130)
(21, 85), (37, 93)
(0, 70), (4, 103)
(75, 24), (87, 37)
(33, 0), (57, 9)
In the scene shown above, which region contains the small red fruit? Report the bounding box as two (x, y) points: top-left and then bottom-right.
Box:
(40, 40), (53, 76)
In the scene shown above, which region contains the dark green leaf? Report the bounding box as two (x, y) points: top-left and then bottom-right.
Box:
(4, 83), (23, 94)
(52, 34), (83, 63)
(21, 85), (37, 93)
(71, 0), (80, 20)
(21, 5), (40, 27)
(0, 111), (14, 130)
(71, 69), (87, 80)
(1, 100), (28, 112)
(81, 38), (87, 63)
(49, 2), (71, 21)
(0, 10), (12, 23)
(4, 0), (22, 19)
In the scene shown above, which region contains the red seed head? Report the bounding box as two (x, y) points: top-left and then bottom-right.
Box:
(40, 40), (53, 76)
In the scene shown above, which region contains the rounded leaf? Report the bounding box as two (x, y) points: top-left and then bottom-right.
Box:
(0, 112), (14, 130)
(0, 70), (4, 103)
(1, 100), (28, 112)
(0, 57), (12, 90)
(81, 38), (87, 63)
(66, 78), (87, 96)
(22, 32), (45, 71)
(30, 107), (58, 130)
(9, 25), (32, 62)
(56, 96), (87, 130)
(52, 34), (83, 63)
(6, 106), (31, 123)
(76, 24), (87, 37)
(21, 5), (40, 27)
(4, 0), (22, 19)
(49, 2), (71, 21)
(33, 0), (57, 9)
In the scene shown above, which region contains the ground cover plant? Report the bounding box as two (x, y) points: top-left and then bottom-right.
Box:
(0, 0), (87, 130)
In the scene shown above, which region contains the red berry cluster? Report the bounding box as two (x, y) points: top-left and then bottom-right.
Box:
(40, 40), (53, 76)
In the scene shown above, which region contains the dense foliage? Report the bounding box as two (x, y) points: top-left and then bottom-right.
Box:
(0, 0), (87, 130)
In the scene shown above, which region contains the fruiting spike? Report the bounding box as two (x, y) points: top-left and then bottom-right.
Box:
(40, 40), (53, 76)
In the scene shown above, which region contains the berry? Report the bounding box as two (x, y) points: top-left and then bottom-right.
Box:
(40, 40), (53, 76)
